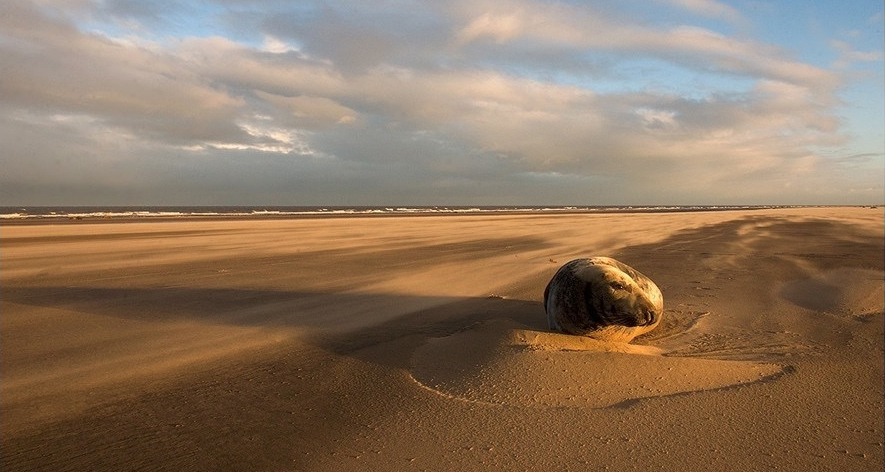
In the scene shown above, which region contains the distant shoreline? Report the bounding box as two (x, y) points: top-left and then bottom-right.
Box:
(2, 204), (876, 225)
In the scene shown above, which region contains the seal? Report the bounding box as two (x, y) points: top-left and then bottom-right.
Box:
(544, 257), (663, 342)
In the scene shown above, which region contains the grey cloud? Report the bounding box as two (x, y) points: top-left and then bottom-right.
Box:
(1, 1), (247, 145)
(254, 0), (452, 74)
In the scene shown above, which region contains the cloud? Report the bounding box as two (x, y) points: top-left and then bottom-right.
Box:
(0, 0), (881, 205)
(830, 39), (884, 69)
(253, 91), (358, 128)
(1, 1), (247, 145)
(652, 0), (744, 23)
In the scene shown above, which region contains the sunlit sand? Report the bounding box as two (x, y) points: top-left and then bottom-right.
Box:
(2, 207), (882, 470)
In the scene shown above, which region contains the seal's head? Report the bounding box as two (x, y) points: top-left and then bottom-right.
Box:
(544, 257), (663, 342)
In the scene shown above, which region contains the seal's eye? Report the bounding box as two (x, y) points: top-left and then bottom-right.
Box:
(609, 281), (626, 291)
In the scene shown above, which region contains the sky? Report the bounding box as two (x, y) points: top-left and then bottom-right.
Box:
(1, 0), (882, 206)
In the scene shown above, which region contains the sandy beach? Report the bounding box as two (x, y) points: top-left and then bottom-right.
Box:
(2, 207), (883, 471)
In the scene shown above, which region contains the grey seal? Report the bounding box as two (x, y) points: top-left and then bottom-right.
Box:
(544, 257), (663, 342)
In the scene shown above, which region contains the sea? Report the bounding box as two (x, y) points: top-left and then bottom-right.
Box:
(0, 205), (807, 221)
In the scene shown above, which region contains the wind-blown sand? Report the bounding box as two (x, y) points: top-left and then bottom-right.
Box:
(2, 207), (883, 471)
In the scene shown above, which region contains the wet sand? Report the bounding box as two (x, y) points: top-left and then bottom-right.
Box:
(2, 207), (883, 471)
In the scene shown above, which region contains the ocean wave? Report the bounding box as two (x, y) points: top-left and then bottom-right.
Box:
(0, 205), (805, 220)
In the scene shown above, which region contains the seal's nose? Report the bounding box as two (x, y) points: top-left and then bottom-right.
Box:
(638, 306), (659, 326)
(626, 307), (658, 327)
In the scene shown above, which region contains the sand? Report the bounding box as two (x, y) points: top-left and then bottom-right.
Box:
(1, 207), (883, 471)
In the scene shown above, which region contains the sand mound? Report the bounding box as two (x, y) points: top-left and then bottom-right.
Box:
(410, 319), (783, 409)
(780, 268), (884, 316)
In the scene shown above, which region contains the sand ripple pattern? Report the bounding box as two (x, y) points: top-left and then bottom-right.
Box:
(409, 319), (783, 409)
